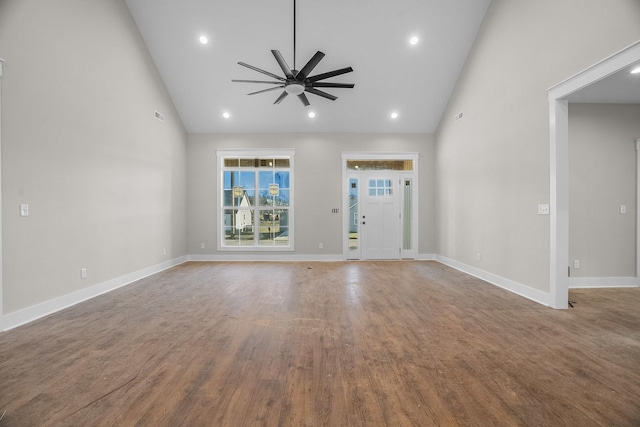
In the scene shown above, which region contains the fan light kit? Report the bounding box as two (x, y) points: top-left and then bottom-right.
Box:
(232, 0), (354, 106)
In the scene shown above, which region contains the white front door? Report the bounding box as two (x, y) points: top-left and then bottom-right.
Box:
(361, 173), (400, 260)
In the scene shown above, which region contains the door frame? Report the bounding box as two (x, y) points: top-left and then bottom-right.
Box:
(547, 40), (640, 308)
(0, 58), (4, 327)
(341, 152), (419, 260)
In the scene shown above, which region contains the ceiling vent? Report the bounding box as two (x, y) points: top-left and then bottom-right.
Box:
(454, 111), (464, 122)
(154, 111), (165, 122)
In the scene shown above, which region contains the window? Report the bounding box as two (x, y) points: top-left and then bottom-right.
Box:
(368, 179), (393, 196)
(218, 150), (293, 250)
(346, 159), (414, 171)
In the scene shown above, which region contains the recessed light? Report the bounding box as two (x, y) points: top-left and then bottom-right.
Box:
(308, 111), (316, 118)
(222, 111), (230, 119)
(409, 36), (419, 46)
(199, 35), (209, 45)
(631, 65), (640, 74)
(390, 111), (399, 119)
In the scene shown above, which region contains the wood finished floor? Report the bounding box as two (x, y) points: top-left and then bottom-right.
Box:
(1, 261), (639, 426)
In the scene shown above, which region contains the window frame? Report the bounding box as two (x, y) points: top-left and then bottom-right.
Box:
(217, 149), (294, 251)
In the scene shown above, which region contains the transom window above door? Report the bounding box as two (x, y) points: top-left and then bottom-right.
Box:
(346, 159), (414, 171)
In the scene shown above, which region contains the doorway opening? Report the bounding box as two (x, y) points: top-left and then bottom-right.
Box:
(548, 40), (640, 308)
(342, 153), (418, 260)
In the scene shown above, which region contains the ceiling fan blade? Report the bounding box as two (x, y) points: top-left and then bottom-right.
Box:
(271, 50), (294, 79)
(297, 93), (310, 106)
(247, 86), (285, 96)
(307, 67), (354, 83)
(232, 79), (283, 84)
(274, 91), (289, 104)
(311, 82), (355, 89)
(296, 51), (325, 81)
(238, 62), (285, 81)
(305, 87), (338, 101)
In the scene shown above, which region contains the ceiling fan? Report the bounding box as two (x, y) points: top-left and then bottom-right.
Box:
(232, 0), (354, 106)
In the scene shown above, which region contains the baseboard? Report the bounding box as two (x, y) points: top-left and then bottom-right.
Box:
(1, 253), (563, 332)
(190, 253), (437, 262)
(188, 254), (344, 262)
(569, 276), (639, 288)
(434, 255), (551, 307)
(1, 256), (188, 332)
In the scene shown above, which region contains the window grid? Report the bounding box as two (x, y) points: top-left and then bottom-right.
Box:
(368, 179), (393, 197)
(220, 153), (293, 250)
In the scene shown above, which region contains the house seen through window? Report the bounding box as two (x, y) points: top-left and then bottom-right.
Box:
(219, 151), (293, 250)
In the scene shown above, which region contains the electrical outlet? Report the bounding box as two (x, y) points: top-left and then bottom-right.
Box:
(477, 253), (481, 261)
(80, 268), (87, 279)
(163, 248), (167, 255)
(319, 243), (323, 249)
(573, 260), (580, 269)
(201, 242), (205, 249)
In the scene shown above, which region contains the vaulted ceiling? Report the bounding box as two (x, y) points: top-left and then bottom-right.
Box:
(125, 0), (491, 133)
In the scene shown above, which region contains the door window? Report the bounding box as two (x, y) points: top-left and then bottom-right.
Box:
(368, 179), (393, 196)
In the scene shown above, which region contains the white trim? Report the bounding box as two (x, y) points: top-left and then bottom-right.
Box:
(191, 253), (438, 262)
(341, 151), (420, 159)
(548, 40), (640, 309)
(569, 277), (639, 288)
(0, 256), (187, 332)
(341, 152), (420, 261)
(549, 99), (570, 309)
(0, 252), (559, 333)
(547, 41), (640, 99)
(188, 254), (343, 262)
(216, 149), (295, 252)
(637, 138), (640, 279)
(0, 58), (4, 323)
(435, 255), (551, 307)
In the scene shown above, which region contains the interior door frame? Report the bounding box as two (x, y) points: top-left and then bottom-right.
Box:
(341, 152), (419, 260)
(0, 58), (4, 327)
(547, 40), (640, 308)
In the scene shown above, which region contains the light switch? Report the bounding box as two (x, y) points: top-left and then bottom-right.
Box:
(538, 204), (550, 215)
(20, 204), (29, 217)
(620, 205), (627, 214)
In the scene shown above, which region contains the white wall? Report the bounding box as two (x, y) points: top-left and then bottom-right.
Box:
(569, 103), (639, 278)
(187, 133), (436, 258)
(435, 0), (640, 294)
(0, 0), (188, 317)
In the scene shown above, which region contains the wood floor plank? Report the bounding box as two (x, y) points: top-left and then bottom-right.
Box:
(1, 261), (639, 426)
